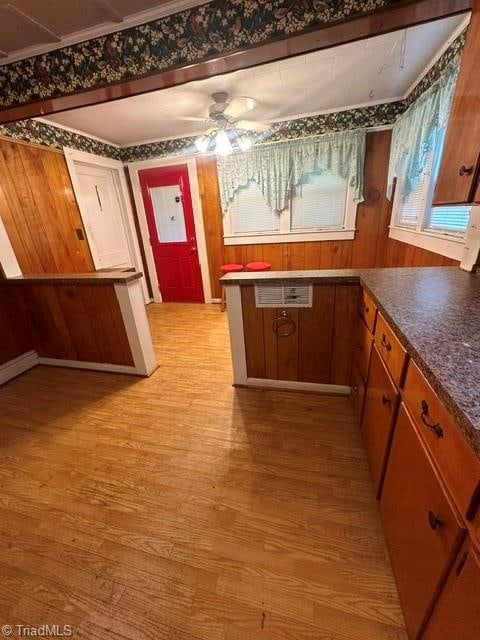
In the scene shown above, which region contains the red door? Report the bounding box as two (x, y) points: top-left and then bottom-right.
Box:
(139, 165), (204, 303)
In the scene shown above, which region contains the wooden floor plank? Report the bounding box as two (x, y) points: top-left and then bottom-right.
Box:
(0, 303), (406, 639)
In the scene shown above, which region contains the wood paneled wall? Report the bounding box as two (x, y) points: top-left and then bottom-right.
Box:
(0, 287), (34, 364)
(241, 283), (358, 385)
(0, 283), (133, 366)
(0, 138), (94, 274)
(197, 131), (459, 300)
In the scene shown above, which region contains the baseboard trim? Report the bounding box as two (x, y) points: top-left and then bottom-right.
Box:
(0, 350), (38, 385)
(37, 357), (142, 375)
(239, 377), (351, 395)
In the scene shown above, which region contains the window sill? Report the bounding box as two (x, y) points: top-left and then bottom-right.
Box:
(224, 229), (355, 246)
(388, 226), (466, 261)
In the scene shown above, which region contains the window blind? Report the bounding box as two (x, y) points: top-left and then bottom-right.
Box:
(425, 206), (471, 233)
(230, 180), (279, 234)
(397, 151), (434, 227)
(291, 172), (347, 230)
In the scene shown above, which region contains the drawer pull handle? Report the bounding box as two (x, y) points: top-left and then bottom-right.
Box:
(420, 400), (444, 438)
(381, 334), (392, 352)
(459, 165), (474, 176)
(355, 341), (363, 351)
(381, 395), (391, 406)
(428, 510), (443, 531)
(362, 303), (369, 314)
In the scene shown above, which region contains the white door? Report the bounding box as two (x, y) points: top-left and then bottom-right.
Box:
(75, 163), (131, 269)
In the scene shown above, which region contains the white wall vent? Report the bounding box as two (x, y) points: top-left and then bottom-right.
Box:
(255, 284), (312, 308)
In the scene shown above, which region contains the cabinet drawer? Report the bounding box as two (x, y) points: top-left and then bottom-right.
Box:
(374, 313), (408, 387)
(353, 318), (373, 383)
(358, 288), (377, 334)
(403, 359), (480, 519)
(361, 345), (399, 495)
(380, 403), (465, 639)
(351, 362), (366, 423)
(423, 539), (480, 640)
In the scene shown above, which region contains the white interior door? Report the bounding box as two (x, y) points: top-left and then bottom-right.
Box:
(75, 163), (131, 269)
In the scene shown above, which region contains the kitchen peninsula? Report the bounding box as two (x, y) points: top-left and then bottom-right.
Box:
(222, 265), (480, 640)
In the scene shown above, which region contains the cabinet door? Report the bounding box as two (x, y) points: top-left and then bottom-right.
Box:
(358, 288), (377, 333)
(433, 3), (480, 205)
(353, 317), (373, 383)
(380, 403), (466, 639)
(361, 345), (399, 495)
(423, 540), (480, 640)
(351, 362), (366, 423)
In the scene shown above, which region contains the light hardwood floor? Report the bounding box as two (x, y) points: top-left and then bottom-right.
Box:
(0, 303), (407, 639)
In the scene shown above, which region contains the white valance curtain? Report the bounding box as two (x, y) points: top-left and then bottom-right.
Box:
(387, 59), (460, 201)
(217, 129), (367, 214)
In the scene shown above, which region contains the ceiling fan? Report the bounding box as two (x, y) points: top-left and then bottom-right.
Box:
(184, 92), (271, 155)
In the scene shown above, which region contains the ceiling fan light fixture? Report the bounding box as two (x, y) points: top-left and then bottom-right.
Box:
(194, 135), (210, 153)
(214, 130), (233, 156)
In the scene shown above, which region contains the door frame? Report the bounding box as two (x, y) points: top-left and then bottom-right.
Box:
(127, 157), (213, 303)
(64, 147), (149, 303)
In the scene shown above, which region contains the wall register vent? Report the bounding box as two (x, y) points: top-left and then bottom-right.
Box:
(254, 284), (313, 308)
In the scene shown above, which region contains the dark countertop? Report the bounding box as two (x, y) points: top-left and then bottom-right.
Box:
(222, 267), (480, 456)
(1, 271), (143, 285)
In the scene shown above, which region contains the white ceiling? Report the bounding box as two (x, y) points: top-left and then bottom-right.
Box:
(41, 14), (467, 147)
(0, 0), (208, 63)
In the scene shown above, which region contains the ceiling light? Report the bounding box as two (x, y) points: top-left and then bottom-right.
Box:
(215, 130), (233, 156)
(238, 136), (253, 152)
(195, 135), (210, 153)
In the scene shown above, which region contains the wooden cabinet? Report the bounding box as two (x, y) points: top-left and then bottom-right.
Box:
(353, 315), (373, 383)
(374, 313), (408, 387)
(433, 1), (480, 205)
(358, 288), (377, 333)
(351, 362), (365, 422)
(380, 403), (466, 639)
(353, 297), (479, 639)
(403, 359), (480, 519)
(360, 345), (399, 495)
(423, 539), (480, 640)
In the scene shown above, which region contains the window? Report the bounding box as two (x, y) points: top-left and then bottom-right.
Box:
(390, 128), (471, 260)
(396, 150), (434, 228)
(425, 206), (471, 233)
(229, 181), (279, 234)
(223, 173), (356, 245)
(291, 172), (348, 231)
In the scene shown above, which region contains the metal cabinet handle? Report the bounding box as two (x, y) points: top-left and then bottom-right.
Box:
(362, 303), (369, 314)
(381, 394), (391, 406)
(381, 334), (392, 352)
(459, 165), (474, 176)
(428, 510), (443, 531)
(420, 400), (444, 438)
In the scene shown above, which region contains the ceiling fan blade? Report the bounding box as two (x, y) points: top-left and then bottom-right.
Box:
(235, 119), (271, 133)
(223, 96), (257, 118)
(177, 116), (210, 122)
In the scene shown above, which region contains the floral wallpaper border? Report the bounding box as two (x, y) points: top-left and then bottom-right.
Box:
(0, 118), (122, 159)
(0, 0), (397, 109)
(0, 28), (465, 163)
(119, 101), (405, 162)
